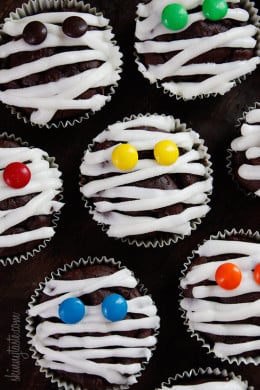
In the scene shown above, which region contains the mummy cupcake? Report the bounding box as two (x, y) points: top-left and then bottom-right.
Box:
(26, 257), (160, 390)
(0, 0), (122, 127)
(79, 114), (213, 247)
(228, 103), (260, 197)
(0, 133), (63, 266)
(135, 0), (260, 100)
(180, 229), (260, 365)
(156, 367), (253, 389)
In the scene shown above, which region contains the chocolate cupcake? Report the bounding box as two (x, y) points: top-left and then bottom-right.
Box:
(180, 228), (260, 365)
(26, 257), (160, 390)
(0, 132), (64, 266)
(227, 103), (260, 197)
(135, 0), (260, 100)
(0, 0), (122, 128)
(79, 114), (213, 247)
(156, 367), (252, 389)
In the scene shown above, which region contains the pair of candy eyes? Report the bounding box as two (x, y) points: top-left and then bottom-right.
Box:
(112, 140), (179, 171)
(58, 293), (128, 324)
(23, 16), (88, 45)
(215, 262), (260, 290)
(162, 0), (228, 31)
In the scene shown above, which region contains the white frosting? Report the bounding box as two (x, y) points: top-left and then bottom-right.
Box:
(135, 0), (260, 99)
(180, 237), (260, 358)
(0, 12), (122, 125)
(0, 145), (63, 250)
(28, 267), (159, 385)
(80, 115), (212, 238)
(160, 377), (247, 389)
(231, 107), (260, 196)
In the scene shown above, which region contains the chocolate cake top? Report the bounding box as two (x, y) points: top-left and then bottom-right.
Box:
(135, 0), (259, 99)
(231, 106), (260, 197)
(80, 114), (212, 241)
(0, 9), (122, 125)
(180, 235), (260, 362)
(27, 262), (160, 387)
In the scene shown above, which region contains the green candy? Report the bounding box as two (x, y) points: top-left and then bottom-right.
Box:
(202, 0), (228, 21)
(161, 3), (188, 31)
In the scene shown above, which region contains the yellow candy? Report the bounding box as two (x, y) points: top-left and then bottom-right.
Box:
(112, 143), (138, 170)
(154, 140), (179, 165)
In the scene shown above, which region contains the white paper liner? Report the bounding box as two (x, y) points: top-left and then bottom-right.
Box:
(0, 0), (123, 129)
(134, 0), (260, 101)
(179, 228), (260, 366)
(79, 112), (213, 248)
(0, 132), (63, 266)
(25, 256), (160, 390)
(226, 102), (260, 198)
(156, 366), (254, 389)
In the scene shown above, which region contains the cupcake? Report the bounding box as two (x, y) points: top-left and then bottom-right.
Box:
(0, 132), (64, 266)
(26, 257), (160, 389)
(0, 0), (122, 128)
(180, 228), (260, 365)
(135, 0), (260, 100)
(228, 103), (260, 197)
(79, 114), (213, 247)
(156, 367), (253, 389)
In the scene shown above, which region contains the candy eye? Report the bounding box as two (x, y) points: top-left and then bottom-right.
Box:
(62, 16), (88, 38)
(59, 297), (86, 324)
(215, 262), (242, 290)
(23, 21), (48, 45)
(112, 143), (138, 170)
(253, 263), (260, 285)
(202, 0), (228, 21)
(154, 140), (179, 165)
(101, 293), (128, 322)
(3, 162), (31, 188)
(161, 3), (188, 31)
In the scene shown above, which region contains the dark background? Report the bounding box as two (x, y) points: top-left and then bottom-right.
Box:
(0, 1), (259, 389)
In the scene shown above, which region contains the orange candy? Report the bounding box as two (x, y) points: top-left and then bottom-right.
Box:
(215, 262), (242, 290)
(253, 263), (260, 285)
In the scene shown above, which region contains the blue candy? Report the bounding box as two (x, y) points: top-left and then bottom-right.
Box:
(101, 293), (128, 322)
(59, 297), (86, 324)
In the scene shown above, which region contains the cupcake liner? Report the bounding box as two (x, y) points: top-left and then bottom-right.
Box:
(26, 256), (160, 390)
(179, 228), (260, 366)
(0, 0), (123, 129)
(79, 113), (213, 248)
(226, 102), (260, 198)
(134, 0), (260, 101)
(0, 132), (64, 266)
(156, 366), (254, 389)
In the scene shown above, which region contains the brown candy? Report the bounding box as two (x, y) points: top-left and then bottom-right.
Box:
(62, 16), (88, 38)
(23, 21), (47, 45)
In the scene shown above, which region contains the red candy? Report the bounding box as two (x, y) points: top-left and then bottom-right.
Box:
(215, 262), (242, 290)
(3, 162), (31, 188)
(253, 263), (260, 285)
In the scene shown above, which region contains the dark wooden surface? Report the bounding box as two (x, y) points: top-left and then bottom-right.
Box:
(0, 1), (259, 389)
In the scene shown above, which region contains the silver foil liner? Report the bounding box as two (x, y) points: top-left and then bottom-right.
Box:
(156, 366), (254, 389)
(80, 112), (213, 248)
(179, 228), (260, 366)
(26, 256), (160, 390)
(0, 132), (63, 266)
(0, 0), (123, 129)
(226, 101), (260, 198)
(134, 0), (260, 101)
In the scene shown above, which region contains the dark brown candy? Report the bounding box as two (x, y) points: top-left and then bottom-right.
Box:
(62, 16), (88, 38)
(23, 21), (47, 45)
